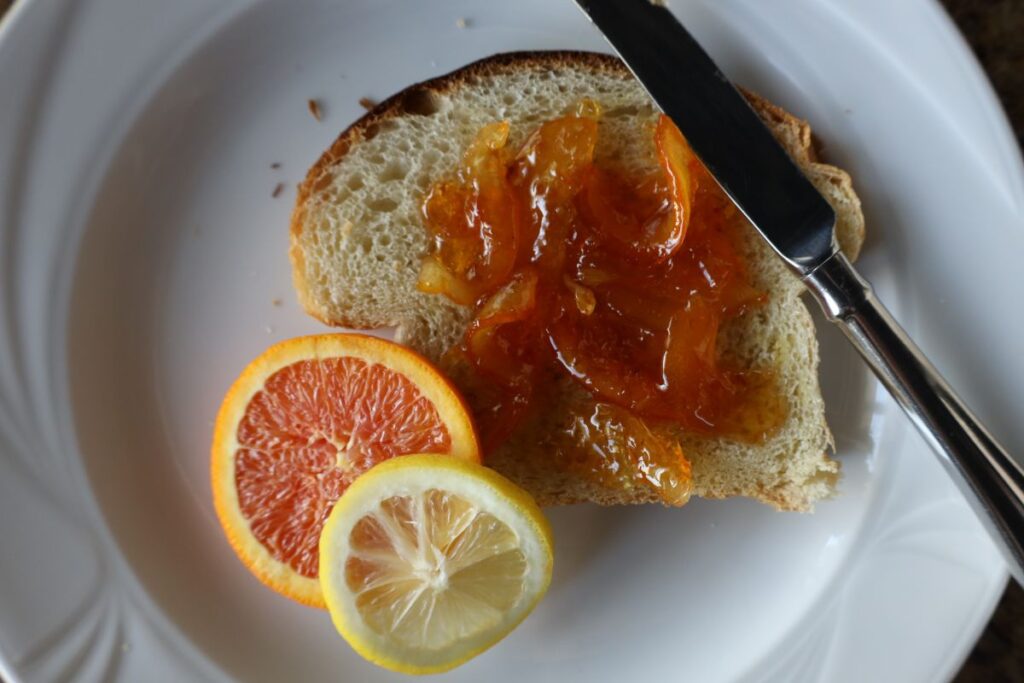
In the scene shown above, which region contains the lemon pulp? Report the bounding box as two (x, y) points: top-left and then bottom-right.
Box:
(319, 454), (553, 674)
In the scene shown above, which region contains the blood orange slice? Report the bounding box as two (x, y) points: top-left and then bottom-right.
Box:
(211, 334), (479, 607)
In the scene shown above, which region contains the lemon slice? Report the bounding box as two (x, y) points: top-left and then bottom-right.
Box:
(319, 454), (554, 674)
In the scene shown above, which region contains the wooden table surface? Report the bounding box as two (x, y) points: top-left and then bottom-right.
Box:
(0, 0), (1021, 680)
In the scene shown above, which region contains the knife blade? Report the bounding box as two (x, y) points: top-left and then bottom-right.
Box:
(573, 0), (1024, 586)
(574, 0), (835, 274)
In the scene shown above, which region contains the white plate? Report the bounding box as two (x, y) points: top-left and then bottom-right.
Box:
(1, 0), (1020, 681)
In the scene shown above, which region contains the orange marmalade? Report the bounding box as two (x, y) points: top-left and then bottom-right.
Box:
(418, 102), (787, 502)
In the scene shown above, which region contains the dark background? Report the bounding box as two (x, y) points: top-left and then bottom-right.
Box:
(0, 0), (1021, 680)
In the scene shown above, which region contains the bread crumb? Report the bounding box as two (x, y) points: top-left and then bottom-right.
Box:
(308, 98), (323, 121)
(359, 97), (377, 111)
(271, 298), (283, 307)
(272, 182), (285, 198)
(271, 162), (282, 170)
(648, 0), (667, 6)
(455, 17), (468, 28)
(265, 325), (275, 334)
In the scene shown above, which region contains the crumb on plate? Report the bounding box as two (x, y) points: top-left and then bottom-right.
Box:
(307, 98), (323, 121)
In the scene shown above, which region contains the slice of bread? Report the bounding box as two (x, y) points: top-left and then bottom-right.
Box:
(289, 51), (865, 511)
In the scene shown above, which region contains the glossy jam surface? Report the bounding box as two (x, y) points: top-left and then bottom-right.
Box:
(419, 104), (787, 501)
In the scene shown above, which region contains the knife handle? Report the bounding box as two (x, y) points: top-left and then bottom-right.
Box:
(804, 250), (1024, 586)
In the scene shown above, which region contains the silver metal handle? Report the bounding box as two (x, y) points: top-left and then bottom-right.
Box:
(804, 250), (1024, 586)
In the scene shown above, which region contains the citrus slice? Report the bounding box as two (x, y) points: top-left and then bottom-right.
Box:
(211, 334), (479, 608)
(319, 454), (554, 674)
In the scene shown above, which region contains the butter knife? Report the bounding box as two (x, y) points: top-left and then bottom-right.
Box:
(575, 0), (1024, 585)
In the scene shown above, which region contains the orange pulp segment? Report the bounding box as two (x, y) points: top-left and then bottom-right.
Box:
(211, 334), (480, 607)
